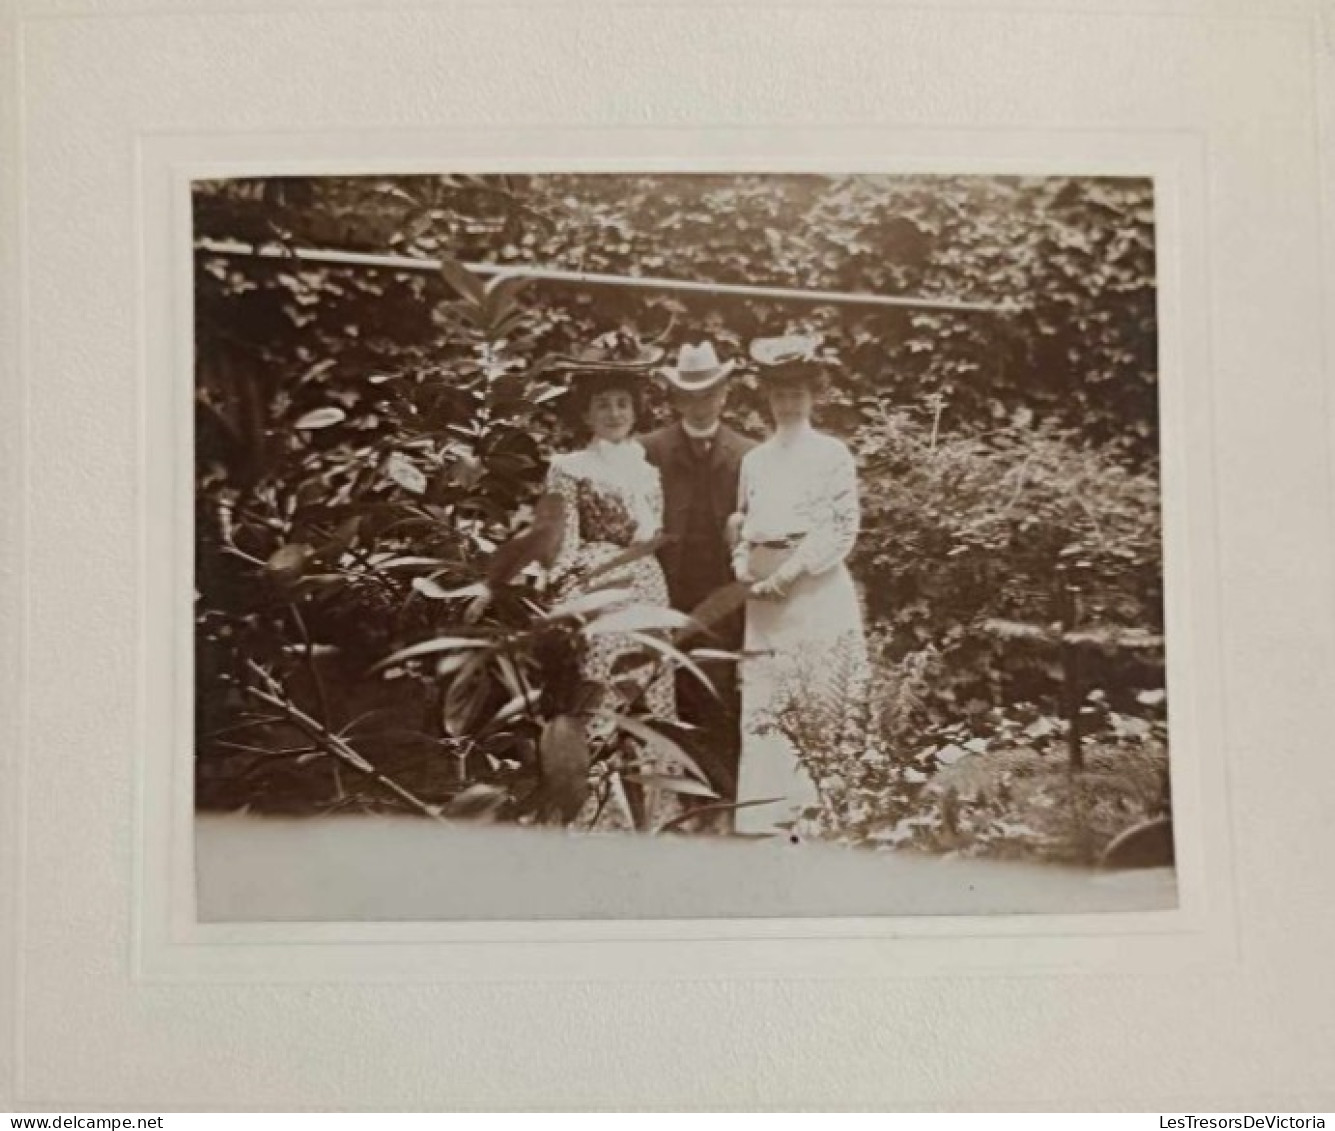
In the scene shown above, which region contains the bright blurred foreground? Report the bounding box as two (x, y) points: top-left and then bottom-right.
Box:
(195, 813), (1177, 921)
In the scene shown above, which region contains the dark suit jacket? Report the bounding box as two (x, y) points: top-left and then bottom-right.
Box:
(642, 422), (756, 797)
(640, 422), (756, 621)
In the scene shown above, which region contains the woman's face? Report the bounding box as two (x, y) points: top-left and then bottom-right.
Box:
(583, 387), (637, 442)
(766, 382), (814, 426)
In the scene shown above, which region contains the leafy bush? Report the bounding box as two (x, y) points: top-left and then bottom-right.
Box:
(770, 634), (1169, 863)
(851, 406), (1164, 724)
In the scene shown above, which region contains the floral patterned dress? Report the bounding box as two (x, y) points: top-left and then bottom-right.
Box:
(730, 423), (870, 837)
(546, 439), (681, 829)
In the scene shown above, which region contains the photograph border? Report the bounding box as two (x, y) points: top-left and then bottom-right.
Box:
(138, 125), (1233, 983)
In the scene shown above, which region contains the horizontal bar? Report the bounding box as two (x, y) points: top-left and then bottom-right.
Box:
(195, 237), (1018, 315)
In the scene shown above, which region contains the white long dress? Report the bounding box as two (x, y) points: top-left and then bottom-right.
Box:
(732, 423), (870, 837)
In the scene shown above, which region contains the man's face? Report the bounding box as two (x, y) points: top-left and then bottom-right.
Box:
(672, 383), (729, 430)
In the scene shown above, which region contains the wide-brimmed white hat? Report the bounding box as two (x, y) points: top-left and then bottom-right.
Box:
(660, 341), (737, 393)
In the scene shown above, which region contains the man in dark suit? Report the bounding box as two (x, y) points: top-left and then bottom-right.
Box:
(640, 342), (756, 820)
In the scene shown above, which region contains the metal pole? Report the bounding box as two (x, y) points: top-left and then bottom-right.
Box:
(1059, 573), (1084, 774)
(196, 237), (1019, 316)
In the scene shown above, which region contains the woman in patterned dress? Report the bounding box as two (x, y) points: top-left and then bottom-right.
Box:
(545, 357), (682, 830)
(730, 335), (870, 839)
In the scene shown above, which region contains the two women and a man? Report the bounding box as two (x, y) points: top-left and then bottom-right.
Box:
(543, 333), (869, 839)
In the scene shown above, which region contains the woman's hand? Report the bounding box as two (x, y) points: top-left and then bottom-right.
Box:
(749, 574), (788, 601)
(750, 561), (803, 600)
(732, 542), (753, 584)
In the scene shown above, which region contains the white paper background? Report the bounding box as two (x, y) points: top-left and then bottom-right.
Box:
(3, 0), (1335, 1111)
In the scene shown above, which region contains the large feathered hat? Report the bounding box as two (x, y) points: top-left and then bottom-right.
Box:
(748, 333), (830, 389)
(547, 329), (666, 376)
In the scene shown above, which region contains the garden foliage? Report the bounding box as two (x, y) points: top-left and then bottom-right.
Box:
(194, 173), (1165, 860)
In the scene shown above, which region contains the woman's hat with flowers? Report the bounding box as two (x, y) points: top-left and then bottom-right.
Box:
(548, 329), (666, 376)
(748, 333), (830, 389)
(748, 333), (823, 368)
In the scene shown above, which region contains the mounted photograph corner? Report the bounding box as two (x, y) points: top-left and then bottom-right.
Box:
(190, 172), (1175, 920)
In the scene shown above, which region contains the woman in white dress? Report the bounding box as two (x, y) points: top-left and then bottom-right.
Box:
(730, 335), (870, 838)
(544, 348), (682, 830)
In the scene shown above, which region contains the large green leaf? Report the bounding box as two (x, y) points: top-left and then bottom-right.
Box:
(411, 576), (457, 600)
(653, 796), (788, 835)
(484, 689), (543, 729)
(384, 452), (428, 495)
(309, 516), (361, 566)
(293, 406), (346, 430)
(443, 783), (509, 822)
(481, 273), (533, 328)
(442, 651), (492, 738)
(584, 604), (694, 637)
(438, 254), (486, 306)
(538, 714), (590, 823)
(600, 711), (711, 786)
(678, 580), (751, 641)
(373, 635), (491, 671)
(484, 493), (567, 586)
(622, 630), (717, 697)
(542, 587), (634, 622)
(622, 773), (718, 800)
(265, 543), (314, 584)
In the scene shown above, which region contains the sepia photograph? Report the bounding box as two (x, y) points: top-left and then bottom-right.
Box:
(17, 0), (1335, 1108)
(191, 172), (1175, 920)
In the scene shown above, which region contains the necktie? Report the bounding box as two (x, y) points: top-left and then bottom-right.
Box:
(691, 436), (712, 461)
